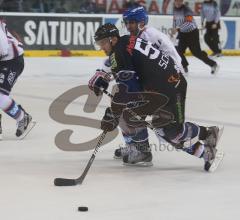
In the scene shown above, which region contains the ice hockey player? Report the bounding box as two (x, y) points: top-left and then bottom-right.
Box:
(89, 6), (185, 163)
(172, 0), (219, 74)
(90, 23), (223, 171)
(0, 19), (33, 138)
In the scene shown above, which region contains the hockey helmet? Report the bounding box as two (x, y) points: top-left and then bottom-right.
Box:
(94, 23), (120, 42)
(123, 6), (148, 25)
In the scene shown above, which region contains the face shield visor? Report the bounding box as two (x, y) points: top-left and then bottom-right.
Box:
(93, 37), (111, 51)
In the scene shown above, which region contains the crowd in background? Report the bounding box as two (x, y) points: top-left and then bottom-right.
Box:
(0, 0), (239, 16)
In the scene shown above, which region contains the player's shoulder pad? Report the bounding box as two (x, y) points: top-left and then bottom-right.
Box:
(144, 26), (158, 34)
(115, 35), (131, 48)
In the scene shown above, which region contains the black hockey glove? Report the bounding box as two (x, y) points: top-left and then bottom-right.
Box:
(88, 69), (110, 96)
(101, 107), (120, 132)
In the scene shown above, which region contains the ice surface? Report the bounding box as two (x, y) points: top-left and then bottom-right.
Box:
(0, 56), (239, 220)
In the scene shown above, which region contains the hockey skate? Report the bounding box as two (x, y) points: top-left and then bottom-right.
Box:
(114, 145), (132, 159)
(122, 148), (153, 167)
(203, 126), (224, 172)
(211, 63), (220, 75)
(16, 109), (36, 139)
(210, 52), (223, 58)
(183, 66), (188, 74)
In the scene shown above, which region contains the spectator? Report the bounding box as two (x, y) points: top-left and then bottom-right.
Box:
(56, 0), (68, 13)
(0, 0), (22, 12)
(31, 0), (49, 13)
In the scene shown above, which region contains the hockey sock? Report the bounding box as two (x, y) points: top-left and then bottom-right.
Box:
(166, 122), (200, 147)
(0, 93), (23, 121)
(176, 122), (204, 158)
(122, 126), (149, 145)
(182, 142), (205, 158)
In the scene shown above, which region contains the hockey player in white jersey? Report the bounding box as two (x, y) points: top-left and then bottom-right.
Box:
(0, 19), (34, 139)
(115, 6), (185, 161)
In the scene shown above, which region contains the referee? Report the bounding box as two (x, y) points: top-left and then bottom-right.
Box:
(172, 0), (219, 74)
(201, 0), (222, 57)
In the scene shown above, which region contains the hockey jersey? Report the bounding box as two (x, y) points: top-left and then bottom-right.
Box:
(139, 27), (183, 72)
(102, 26), (183, 73)
(0, 20), (24, 61)
(110, 35), (181, 94)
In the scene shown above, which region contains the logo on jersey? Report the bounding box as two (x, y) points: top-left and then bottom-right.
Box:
(7, 71), (16, 86)
(110, 53), (117, 70)
(168, 73), (180, 84)
(8, 103), (19, 118)
(0, 73), (5, 84)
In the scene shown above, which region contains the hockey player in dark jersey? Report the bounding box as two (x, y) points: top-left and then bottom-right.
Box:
(172, 0), (219, 74)
(90, 23), (223, 171)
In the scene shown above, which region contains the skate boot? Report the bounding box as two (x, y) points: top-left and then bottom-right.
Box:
(183, 66), (188, 74)
(203, 126), (224, 172)
(114, 145), (132, 159)
(16, 109), (33, 137)
(122, 141), (153, 166)
(211, 63), (219, 75)
(203, 144), (217, 171)
(210, 52), (223, 58)
(123, 149), (153, 167)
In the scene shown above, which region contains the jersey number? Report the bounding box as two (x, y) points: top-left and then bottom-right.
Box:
(134, 38), (169, 69)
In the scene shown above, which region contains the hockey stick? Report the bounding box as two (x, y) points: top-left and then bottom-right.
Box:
(54, 130), (108, 186)
(54, 89), (173, 186)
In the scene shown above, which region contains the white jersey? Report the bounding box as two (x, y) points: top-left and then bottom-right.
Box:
(139, 27), (183, 72)
(0, 20), (24, 61)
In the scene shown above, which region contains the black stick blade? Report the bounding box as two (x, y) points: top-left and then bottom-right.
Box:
(54, 178), (76, 186)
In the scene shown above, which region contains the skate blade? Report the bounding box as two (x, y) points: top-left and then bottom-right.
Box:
(209, 151), (224, 172)
(123, 161), (153, 167)
(113, 156), (123, 160)
(216, 126), (224, 145)
(18, 121), (37, 140)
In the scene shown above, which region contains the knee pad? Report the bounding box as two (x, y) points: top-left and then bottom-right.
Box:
(0, 93), (13, 110)
(0, 93), (22, 119)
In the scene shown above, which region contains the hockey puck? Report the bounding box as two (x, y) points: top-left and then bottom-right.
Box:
(78, 206), (88, 212)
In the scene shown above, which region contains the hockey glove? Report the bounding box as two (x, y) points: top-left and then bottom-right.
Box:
(101, 107), (120, 132)
(88, 69), (111, 96)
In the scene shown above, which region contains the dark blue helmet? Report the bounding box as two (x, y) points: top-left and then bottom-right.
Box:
(94, 23), (119, 41)
(123, 6), (148, 25)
